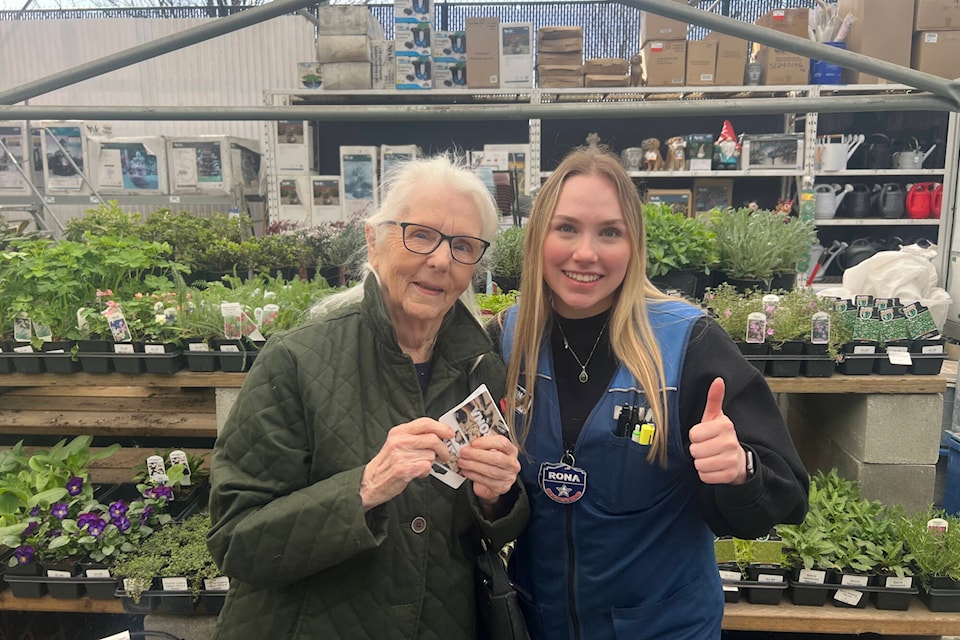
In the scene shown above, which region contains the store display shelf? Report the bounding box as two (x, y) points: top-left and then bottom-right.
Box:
(0, 195), (237, 207)
(540, 169), (797, 179)
(817, 169), (946, 177)
(282, 88), (533, 106)
(813, 218), (942, 226)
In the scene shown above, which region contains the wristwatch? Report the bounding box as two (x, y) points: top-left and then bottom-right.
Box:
(745, 448), (755, 479)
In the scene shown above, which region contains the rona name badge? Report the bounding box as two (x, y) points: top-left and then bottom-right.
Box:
(539, 461), (586, 504)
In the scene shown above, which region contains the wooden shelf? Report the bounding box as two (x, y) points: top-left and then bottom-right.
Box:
(0, 589), (125, 613)
(0, 371), (246, 389)
(765, 374), (946, 394)
(722, 598), (960, 636)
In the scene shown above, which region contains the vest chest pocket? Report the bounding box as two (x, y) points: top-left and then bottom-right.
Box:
(592, 431), (663, 513)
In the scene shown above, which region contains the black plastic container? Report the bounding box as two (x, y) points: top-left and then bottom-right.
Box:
(40, 562), (84, 599)
(184, 338), (217, 372)
(874, 341), (911, 375)
(4, 561), (46, 598)
(11, 352), (45, 374)
(837, 341), (878, 375)
(736, 342), (769, 375)
(742, 565), (787, 604)
(801, 343), (835, 377)
(112, 342), (146, 374)
(80, 561), (119, 600)
(76, 340), (114, 373)
(143, 342), (185, 374)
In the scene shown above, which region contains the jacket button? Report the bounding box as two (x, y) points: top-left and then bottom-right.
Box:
(411, 516), (427, 534)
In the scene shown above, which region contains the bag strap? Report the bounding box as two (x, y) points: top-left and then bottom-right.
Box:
(477, 540), (513, 596)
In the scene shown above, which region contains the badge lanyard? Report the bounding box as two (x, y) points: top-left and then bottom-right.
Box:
(539, 450), (587, 504)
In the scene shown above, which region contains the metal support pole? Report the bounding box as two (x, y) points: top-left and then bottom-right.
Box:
(622, 0), (960, 109)
(0, 0), (322, 105)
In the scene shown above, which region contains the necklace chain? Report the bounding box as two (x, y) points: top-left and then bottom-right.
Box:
(555, 318), (608, 384)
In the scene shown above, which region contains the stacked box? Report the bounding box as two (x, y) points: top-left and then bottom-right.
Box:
(467, 17), (500, 89)
(500, 23), (533, 88)
(276, 175), (311, 227)
(641, 40), (686, 86)
(434, 31), (467, 89)
(915, 0), (960, 30)
(310, 175), (343, 225)
(0, 121), (32, 196)
(88, 136), (168, 195)
(34, 121), (111, 194)
(166, 136), (261, 197)
(837, 0), (914, 84)
(396, 0), (434, 89)
(273, 121), (315, 174)
(317, 4), (382, 90)
(339, 145), (378, 218)
(754, 8), (810, 85)
(706, 31), (748, 86)
(372, 40), (397, 90)
(584, 58), (630, 87)
(537, 26), (584, 88)
(685, 40), (717, 86)
(912, 30), (960, 78)
(640, 0), (688, 44)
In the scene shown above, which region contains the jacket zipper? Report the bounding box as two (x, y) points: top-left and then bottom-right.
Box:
(564, 452), (581, 640)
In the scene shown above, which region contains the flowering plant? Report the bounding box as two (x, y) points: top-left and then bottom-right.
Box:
(702, 283), (764, 343)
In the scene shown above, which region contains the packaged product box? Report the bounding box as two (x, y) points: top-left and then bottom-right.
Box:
(434, 59), (468, 89)
(273, 121), (314, 174)
(640, 0), (688, 43)
(837, 0), (914, 83)
(756, 47), (808, 85)
(915, 0), (960, 30)
(685, 40), (717, 86)
(371, 40), (396, 90)
(434, 30), (467, 61)
(500, 22), (533, 88)
(36, 120), (103, 194)
(641, 40), (686, 87)
(754, 8), (809, 39)
(584, 58), (629, 75)
(705, 31), (748, 85)
(685, 133), (714, 171)
(276, 175), (312, 227)
(912, 30), (960, 78)
(396, 21), (433, 57)
(317, 5), (383, 36)
(321, 62), (372, 90)
(466, 17), (500, 88)
(339, 145), (378, 218)
(394, 0), (433, 24)
(310, 175), (343, 225)
(317, 35), (372, 64)
(88, 136), (168, 195)
(537, 51), (583, 66)
(538, 65), (584, 88)
(298, 61), (323, 89)
(396, 54), (432, 89)
(166, 136), (261, 196)
(584, 74), (630, 87)
(0, 121), (32, 195)
(537, 26), (583, 53)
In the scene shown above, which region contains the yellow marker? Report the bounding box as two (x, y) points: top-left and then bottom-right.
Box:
(638, 423), (656, 446)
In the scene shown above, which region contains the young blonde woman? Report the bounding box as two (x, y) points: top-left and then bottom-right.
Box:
(493, 147), (808, 640)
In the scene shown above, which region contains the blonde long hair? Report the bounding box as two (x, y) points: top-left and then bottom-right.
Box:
(503, 147), (690, 466)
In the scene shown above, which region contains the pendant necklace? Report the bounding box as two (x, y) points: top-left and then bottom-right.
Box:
(554, 317), (609, 383)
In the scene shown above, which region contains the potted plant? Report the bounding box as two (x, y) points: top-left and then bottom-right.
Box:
(316, 217), (367, 287)
(897, 509), (960, 611)
(254, 222), (312, 280)
(708, 207), (816, 291)
(643, 202), (717, 299)
(489, 225), (525, 293)
(701, 284), (769, 373)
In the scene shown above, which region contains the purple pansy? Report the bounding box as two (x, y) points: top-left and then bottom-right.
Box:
(112, 517), (131, 533)
(140, 505), (155, 524)
(66, 476), (84, 496)
(145, 486), (174, 503)
(86, 517), (107, 537)
(78, 512), (100, 527)
(51, 503), (69, 519)
(109, 500), (129, 519)
(14, 545), (35, 565)
(29, 506), (41, 517)
(20, 521), (39, 539)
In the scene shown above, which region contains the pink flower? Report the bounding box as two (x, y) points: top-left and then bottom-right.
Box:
(96, 289), (113, 298)
(724, 309), (732, 317)
(766, 328), (775, 336)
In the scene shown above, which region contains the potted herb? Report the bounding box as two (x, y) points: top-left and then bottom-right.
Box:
(701, 284), (769, 373)
(643, 202), (717, 299)
(317, 217), (367, 287)
(489, 225), (525, 293)
(897, 509), (960, 611)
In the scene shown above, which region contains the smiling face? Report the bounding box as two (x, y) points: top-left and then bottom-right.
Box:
(543, 173), (631, 318)
(366, 185), (482, 339)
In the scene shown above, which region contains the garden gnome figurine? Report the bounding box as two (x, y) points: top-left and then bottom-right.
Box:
(586, 132), (601, 150)
(714, 120), (741, 170)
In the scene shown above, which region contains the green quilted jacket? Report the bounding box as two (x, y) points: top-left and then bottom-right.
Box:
(207, 275), (528, 639)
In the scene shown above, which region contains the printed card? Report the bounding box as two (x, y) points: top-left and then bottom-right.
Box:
(430, 384), (510, 489)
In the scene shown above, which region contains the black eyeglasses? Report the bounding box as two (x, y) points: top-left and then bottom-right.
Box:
(382, 221), (490, 265)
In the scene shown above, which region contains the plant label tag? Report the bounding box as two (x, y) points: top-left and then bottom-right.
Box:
(927, 517), (948, 534)
(146, 455), (167, 483)
(262, 304), (280, 328)
(204, 576), (230, 591)
(114, 343), (135, 354)
(219, 343), (241, 353)
(922, 344), (945, 354)
(757, 573), (783, 584)
(188, 341), (211, 352)
(721, 585), (739, 593)
(240, 310), (264, 341)
(33, 321), (53, 342)
(798, 569), (826, 584)
(104, 307), (133, 342)
(833, 588), (863, 606)
(221, 302), (243, 339)
(86, 568), (111, 578)
(762, 294), (780, 321)
(718, 570), (741, 582)
(145, 344), (165, 354)
(810, 312), (830, 344)
(886, 347), (911, 366)
(745, 312), (767, 344)
(169, 449), (192, 486)
(14, 344), (34, 353)
(161, 577), (189, 592)
(885, 576), (912, 589)
(840, 574), (869, 587)
(47, 569), (72, 578)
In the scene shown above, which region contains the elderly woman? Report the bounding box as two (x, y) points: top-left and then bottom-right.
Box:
(207, 155), (528, 639)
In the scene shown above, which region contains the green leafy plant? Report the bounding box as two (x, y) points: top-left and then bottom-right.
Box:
(317, 217), (367, 287)
(708, 207), (816, 282)
(701, 283), (764, 343)
(489, 225), (525, 281)
(476, 290), (519, 316)
(643, 203), (717, 277)
(897, 508), (960, 587)
(63, 201), (142, 242)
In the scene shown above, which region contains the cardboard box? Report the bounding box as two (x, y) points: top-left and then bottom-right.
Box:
(37, 121), (95, 194)
(166, 136), (260, 196)
(584, 74), (630, 87)
(755, 8), (809, 38)
(317, 35), (372, 63)
(466, 17), (500, 88)
(912, 30), (960, 78)
(500, 22), (533, 88)
(89, 136), (168, 195)
(537, 26), (583, 53)
(757, 47), (809, 85)
(537, 64), (584, 79)
(310, 175), (343, 225)
(538, 75), (585, 88)
(340, 145), (378, 217)
(641, 40), (686, 86)
(396, 54), (432, 89)
(706, 31), (748, 85)
(371, 40), (396, 90)
(321, 62), (372, 90)
(584, 58), (629, 75)
(640, 0), (688, 43)
(838, 0), (914, 83)
(276, 175), (311, 227)
(685, 40), (717, 86)
(273, 121), (314, 174)
(537, 51), (583, 66)
(915, 0), (960, 30)
(0, 121), (32, 195)
(396, 21), (432, 56)
(434, 58), (468, 89)
(434, 30), (467, 61)
(317, 5), (383, 36)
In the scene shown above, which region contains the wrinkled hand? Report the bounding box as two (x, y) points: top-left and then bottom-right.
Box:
(688, 377), (748, 485)
(360, 418), (454, 510)
(457, 434), (521, 510)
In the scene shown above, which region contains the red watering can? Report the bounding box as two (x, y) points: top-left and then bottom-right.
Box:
(906, 182), (936, 219)
(931, 183), (943, 219)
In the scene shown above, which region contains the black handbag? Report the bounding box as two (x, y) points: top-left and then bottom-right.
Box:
(476, 541), (530, 640)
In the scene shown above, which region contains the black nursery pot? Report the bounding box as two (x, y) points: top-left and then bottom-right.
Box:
(874, 340), (911, 375)
(5, 560), (46, 598)
(911, 337), (947, 375)
(41, 561), (84, 599)
(143, 342), (185, 375)
(801, 342), (835, 378)
(767, 341), (803, 378)
(743, 564), (787, 605)
(80, 560), (119, 600)
(735, 342), (769, 375)
(76, 339), (114, 373)
(837, 341), (878, 375)
(41, 340), (80, 374)
(0, 340), (15, 374)
(112, 341), (146, 374)
(184, 338), (218, 372)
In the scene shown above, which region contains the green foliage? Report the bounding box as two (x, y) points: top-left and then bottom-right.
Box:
(254, 232), (312, 273)
(139, 209), (214, 271)
(708, 207), (817, 281)
(489, 225), (525, 278)
(896, 509), (960, 587)
(316, 217), (368, 286)
(475, 290), (519, 316)
(701, 283), (762, 343)
(643, 203), (717, 277)
(63, 201), (142, 242)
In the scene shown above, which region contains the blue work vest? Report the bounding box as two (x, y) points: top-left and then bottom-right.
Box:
(502, 301), (723, 640)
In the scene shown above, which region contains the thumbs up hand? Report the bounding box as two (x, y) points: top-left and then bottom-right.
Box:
(688, 377), (749, 485)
